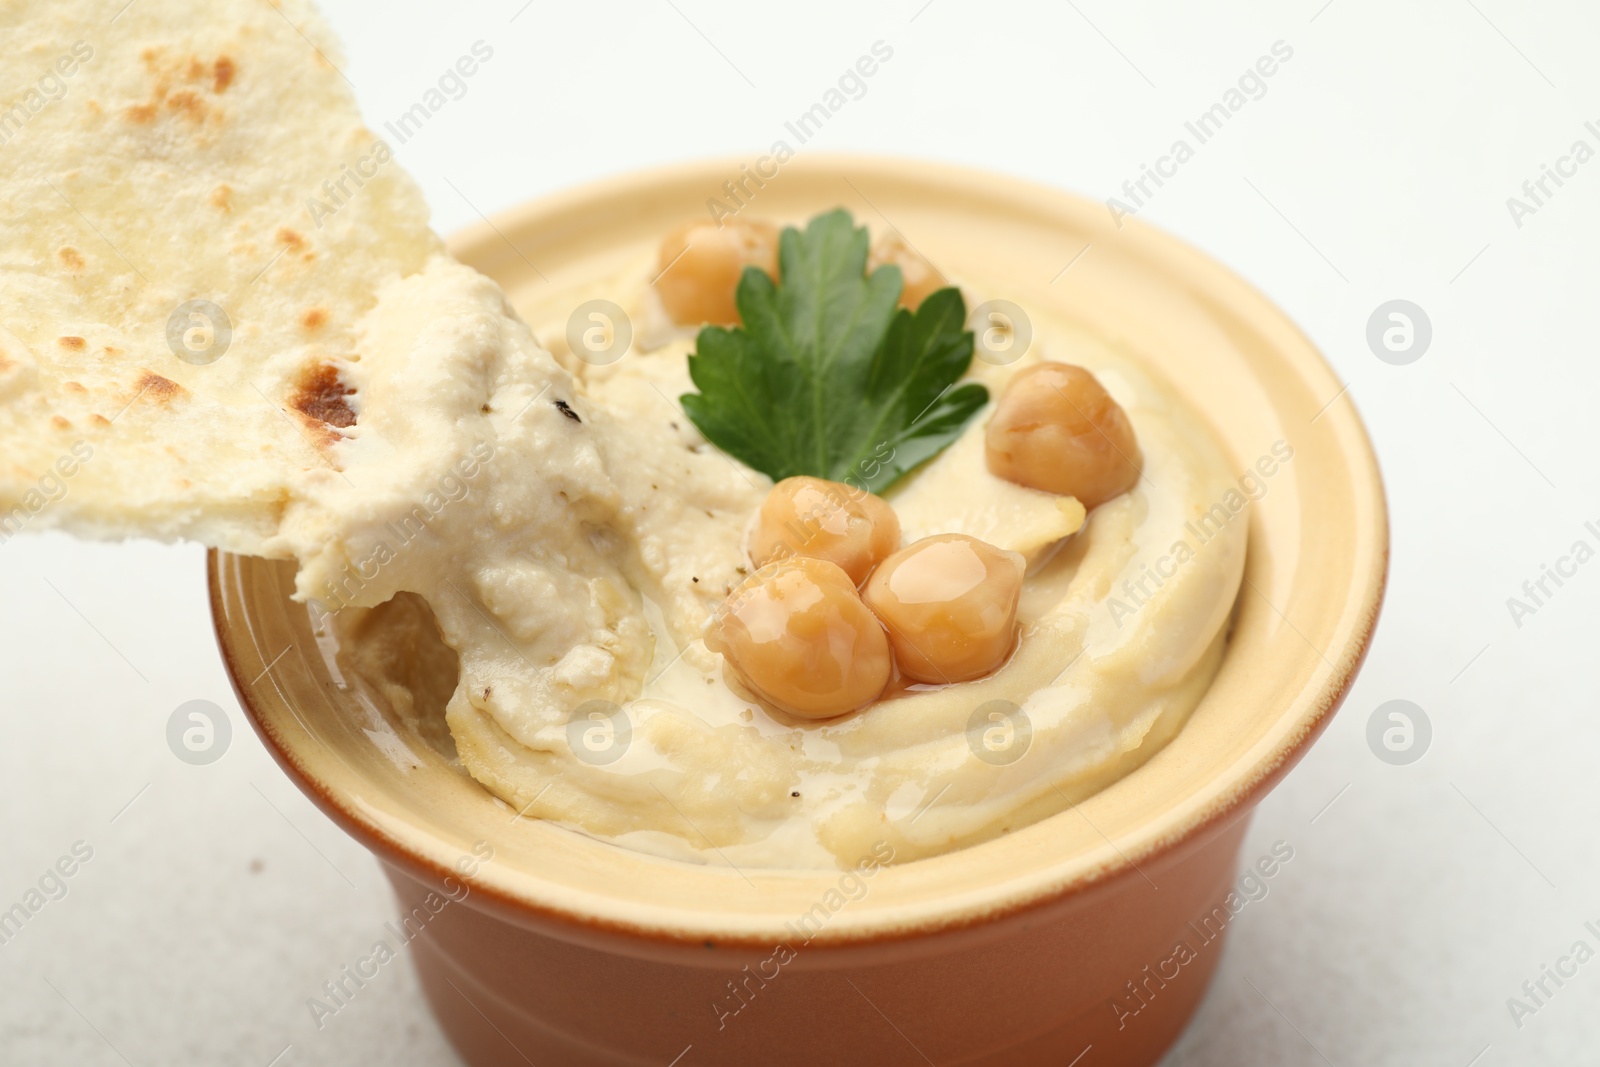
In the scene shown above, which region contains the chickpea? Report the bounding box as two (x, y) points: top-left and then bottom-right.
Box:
(984, 362), (1142, 510)
(861, 534), (1024, 685)
(707, 557), (892, 720)
(868, 231), (947, 310)
(749, 476), (901, 586)
(654, 219), (780, 327)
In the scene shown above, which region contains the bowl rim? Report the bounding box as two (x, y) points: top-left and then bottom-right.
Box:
(212, 153), (1388, 955)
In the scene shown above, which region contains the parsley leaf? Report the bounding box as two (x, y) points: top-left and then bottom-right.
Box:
(680, 209), (988, 494)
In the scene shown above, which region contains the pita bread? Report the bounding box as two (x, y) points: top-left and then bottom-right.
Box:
(0, 0), (439, 552)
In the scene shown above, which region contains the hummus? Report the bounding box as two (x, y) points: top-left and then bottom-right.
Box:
(327, 249), (1248, 870)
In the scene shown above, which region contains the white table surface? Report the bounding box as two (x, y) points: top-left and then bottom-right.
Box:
(4, 1), (1598, 1063)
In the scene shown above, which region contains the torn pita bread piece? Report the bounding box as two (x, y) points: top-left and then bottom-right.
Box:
(2, 0), (436, 557)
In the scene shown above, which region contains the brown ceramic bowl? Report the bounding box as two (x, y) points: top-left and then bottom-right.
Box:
(211, 157), (1387, 1066)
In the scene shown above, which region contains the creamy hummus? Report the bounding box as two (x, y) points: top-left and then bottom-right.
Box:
(327, 249), (1247, 870)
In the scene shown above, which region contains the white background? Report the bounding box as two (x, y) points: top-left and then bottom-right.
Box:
(4, 0), (1599, 1064)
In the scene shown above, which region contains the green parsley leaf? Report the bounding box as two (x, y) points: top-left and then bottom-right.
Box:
(680, 209), (988, 494)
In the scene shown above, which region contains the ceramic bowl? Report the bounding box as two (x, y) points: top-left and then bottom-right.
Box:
(211, 156), (1387, 1066)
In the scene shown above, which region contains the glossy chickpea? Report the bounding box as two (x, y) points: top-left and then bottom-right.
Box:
(861, 534), (1024, 685)
(749, 476), (901, 586)
(868, 231), (947, 310)
(984, 362), (1142, 510)
(707, 557), (892, 720)
(654, 219), (780, 327)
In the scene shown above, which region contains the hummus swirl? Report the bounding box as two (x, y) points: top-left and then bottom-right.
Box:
(327, 258), (1246, 869)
